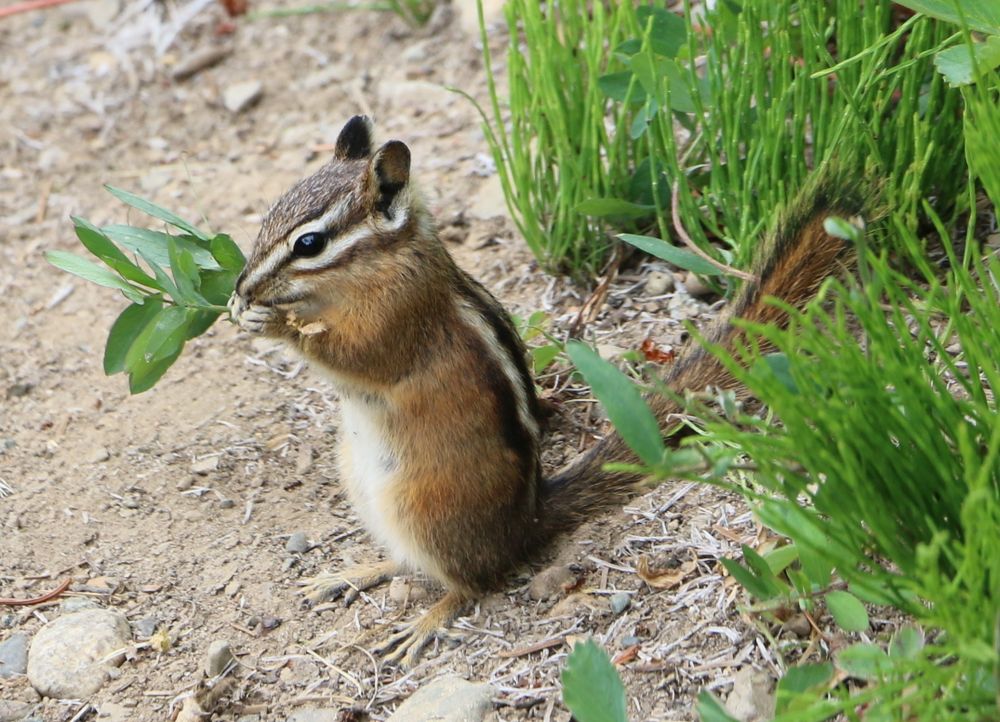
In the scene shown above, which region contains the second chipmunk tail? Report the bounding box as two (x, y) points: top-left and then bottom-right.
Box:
(535, 165), (876, 541)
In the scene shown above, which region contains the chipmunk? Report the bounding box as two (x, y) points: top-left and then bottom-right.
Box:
(229, 116), (866, 667)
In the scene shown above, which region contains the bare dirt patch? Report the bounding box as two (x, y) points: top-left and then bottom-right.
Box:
(1, 4), (775, 720)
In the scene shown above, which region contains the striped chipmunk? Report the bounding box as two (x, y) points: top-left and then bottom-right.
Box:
(229, 116), (867, 667)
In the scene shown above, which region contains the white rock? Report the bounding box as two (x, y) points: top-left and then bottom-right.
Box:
(0, 632), (29, 678)
(222, 81), (263, 114)
(683, 272), (713, 298)
(192, 456), (219, 475)
(204, 640), (235, 677)
(88, 445), (110, 463)
(286, 709), (341, 722)
(27, 609), (131, 699)
(645, 269), (675, 296)
(725, 666), (775, 722)
(387, 676), (493, 722)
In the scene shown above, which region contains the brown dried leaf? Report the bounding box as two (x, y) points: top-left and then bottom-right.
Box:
(636, 555), (696, 590)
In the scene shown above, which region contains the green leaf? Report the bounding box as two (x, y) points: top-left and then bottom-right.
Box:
(185, 310), (223, 339)
(210, 234), (246, 272)
(168, 237), (207, 305)
(103, 297), (164, 375)
(752, 353), (799, 394)
(137, 250), (182, 302)
(101, 225), (221, 270)
(636, 6), (687, 58)
(198, 268), (239, 306)
(123, 305), (190, 372)
(742, 545), (786, 595)
(576, 198), (655, 219)
(531, 344), (561, 374)
(566, 341), (663, 466)
(720, 558), (777, 600)
(561, 639), (628, 722)
(618, 234), (723, 276)
(104, 185), (212, 241)
(763, 543), (799, 576)
(775, 663), (834, 714)
(45, 251), (146, 304)
(888, 625), (924, 660)
(696, 691), (739, 722)
(826, 590), (869, 632)
(836, 643), (891, 681)
(933, 35), (1000, 86)
(597, 71), (645, 103)
(892, 0), (1000, 35)
(72, 216), (133, 266)
(128, 345), (184, 394)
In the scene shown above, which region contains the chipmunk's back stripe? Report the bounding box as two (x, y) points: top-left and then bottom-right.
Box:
(456, 277), (541, 445)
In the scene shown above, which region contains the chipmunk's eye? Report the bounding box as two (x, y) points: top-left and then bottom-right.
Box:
(292, 232), (327, 258)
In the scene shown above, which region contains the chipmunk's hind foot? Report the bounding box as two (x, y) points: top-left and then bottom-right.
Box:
(300, 560), (398, 607)
(374, 589), (468, 668)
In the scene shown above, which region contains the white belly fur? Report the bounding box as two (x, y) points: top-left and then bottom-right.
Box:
(336, 395), (434, 575)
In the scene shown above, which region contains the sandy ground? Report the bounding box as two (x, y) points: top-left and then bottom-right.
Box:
(0, 3), (790, 720)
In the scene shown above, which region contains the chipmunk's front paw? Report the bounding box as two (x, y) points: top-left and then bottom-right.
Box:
(229, 293), (281, 335)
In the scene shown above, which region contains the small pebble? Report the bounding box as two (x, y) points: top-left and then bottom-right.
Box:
(781, 613), (812, 639)
(88, 446), (110, 463)
(204, 640), (235, 677)
(191, 456), (219, 475)
(0, 632), (29, 678)
(132, 617), (159, 639)
(176, 476), (194, 491)
(285, 532), (309, 554)
(222, 80), (263, 114)
(683, 273), (713, 297)
(609, 592), (631, 615)
(261, 616), (281, 631)
(219, 499), (236, 509)
(645, 269), (675, 296)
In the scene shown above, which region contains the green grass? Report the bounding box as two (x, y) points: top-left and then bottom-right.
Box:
(480, 0), (967, 276)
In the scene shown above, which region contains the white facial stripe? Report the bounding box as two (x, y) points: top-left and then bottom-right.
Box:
(240, 243), (287, 293)
(289, 223), (375, 272)
(287, 197), (353, 242)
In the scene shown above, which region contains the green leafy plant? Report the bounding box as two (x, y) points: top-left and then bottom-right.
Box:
(481, 0), (968, 276)
(46, 188), (244, 393)
(476, 0), (648, 273)
(569, 217), (999, 719)
(561, 639), (629, 722)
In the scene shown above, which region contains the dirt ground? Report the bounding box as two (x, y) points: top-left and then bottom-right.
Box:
(0, 3), (792, 720)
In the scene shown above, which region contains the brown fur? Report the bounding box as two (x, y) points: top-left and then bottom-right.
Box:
(234, 118), (871, 656)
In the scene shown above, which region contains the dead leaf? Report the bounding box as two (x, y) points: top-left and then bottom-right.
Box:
(612, 644), (640, 665)
(639, 338), (676, 364)
(636, 555), (696, 589)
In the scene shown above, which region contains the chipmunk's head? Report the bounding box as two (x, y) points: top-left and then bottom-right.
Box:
(233, 115), (419, 316)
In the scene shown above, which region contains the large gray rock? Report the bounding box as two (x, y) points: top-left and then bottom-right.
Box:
(0, 632), (29, 678)
(26, 609), (131, 699)
(387, 676), (493, 722)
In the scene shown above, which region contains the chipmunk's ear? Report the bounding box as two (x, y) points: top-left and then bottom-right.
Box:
(371, 140), (410, 217)
(334, 115), (374, 160)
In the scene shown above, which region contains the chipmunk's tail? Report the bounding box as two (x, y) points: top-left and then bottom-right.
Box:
(535, 167), (874, 541)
